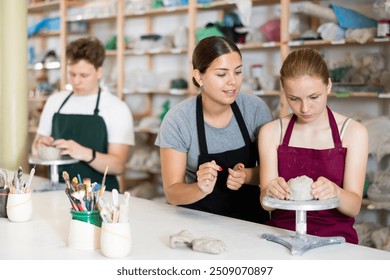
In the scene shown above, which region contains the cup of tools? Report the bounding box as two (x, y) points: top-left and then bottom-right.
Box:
(68, 210), (102, 250)
(0, 188), (10, 218)
(100, 221), (132, 258)
(6, 192), (33, 222)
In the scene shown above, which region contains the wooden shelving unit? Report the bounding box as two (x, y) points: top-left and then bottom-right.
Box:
(28, 0), (390, 193)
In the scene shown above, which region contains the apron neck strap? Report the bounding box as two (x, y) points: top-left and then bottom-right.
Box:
(196, 94), (251, 155)
(57, 87), (101, 115)
(196, 95), (208, 154)
(93, 87), (101, 115)
(57, 92), (74, 113)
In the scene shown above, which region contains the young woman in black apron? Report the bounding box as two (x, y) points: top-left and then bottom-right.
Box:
(156, 36), (272, 223)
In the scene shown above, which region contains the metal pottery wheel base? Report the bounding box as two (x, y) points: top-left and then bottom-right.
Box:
(32, 181), (66, 192)
(261, 196), (346, 255)
(261, 233), (345, 256)
(29, 156), (79, 184)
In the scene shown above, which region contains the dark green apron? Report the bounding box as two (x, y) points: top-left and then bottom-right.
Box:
(51, 88), (119, 191)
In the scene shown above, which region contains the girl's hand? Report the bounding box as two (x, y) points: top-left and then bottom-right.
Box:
(311, 176), (339, 200)
(226, 163), (246, 190)
(196, 160), (221, 194)
(265, 177), (290, 200)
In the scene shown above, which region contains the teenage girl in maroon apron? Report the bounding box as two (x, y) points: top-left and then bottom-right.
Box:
(267, 106), (358, 243)
(182, 95), (269, 224)
(51, 88), (118, 191)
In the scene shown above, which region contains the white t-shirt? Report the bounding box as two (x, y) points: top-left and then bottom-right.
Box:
(38, 90), (135, 145)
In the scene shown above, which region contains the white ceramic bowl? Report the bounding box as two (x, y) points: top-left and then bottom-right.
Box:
(38, 146), (61, 161)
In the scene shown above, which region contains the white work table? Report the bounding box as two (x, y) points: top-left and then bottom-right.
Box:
(0, 186), (389, 260)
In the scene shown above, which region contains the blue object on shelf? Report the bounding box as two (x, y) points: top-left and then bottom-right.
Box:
(28, 17), (60, 37)
(330, 4), (377, 29)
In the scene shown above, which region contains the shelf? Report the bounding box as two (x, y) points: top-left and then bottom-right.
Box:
(125, 5), (189, 18)
(27, 0), (60, 13)
(126, 165), (161, 175)
(67, 14), (117, 23)
(28, 61), (61, 70)
(134, 127), (159, 134)
(29, 96), (49, 102)
(362, 198), (390, 212)
(238, 42), (281, 50)
(123, 88), (190, 96)
(288, 37), (390, 48)
(124, 48), (188, 56)
(330, 92), (381, 98)
(28, 31), (61, 38)
(199, 0), (280, 10)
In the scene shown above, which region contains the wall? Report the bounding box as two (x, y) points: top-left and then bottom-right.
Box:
(0, 0), (29, 170)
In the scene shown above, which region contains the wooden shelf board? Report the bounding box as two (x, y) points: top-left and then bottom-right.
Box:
(125, 5), (189, 18)
(28, 0), (60, 13)
(289, 38), (390, 48)
(28, 31), (60, 38)
(124, 48), (188, 56)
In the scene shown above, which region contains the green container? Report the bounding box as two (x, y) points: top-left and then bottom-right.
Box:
(70, 210), (102, 228)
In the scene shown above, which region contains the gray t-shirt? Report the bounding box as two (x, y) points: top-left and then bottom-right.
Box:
(155, 93), (273, 183)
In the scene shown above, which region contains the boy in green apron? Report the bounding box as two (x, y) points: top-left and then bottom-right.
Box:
(32, 37), (134, 191)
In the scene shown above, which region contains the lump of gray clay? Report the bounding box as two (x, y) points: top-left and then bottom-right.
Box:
(169, 230), (195, 249)
(191, 237), (227, 255)
(288, 175), (314, 201)
(169, 230), (227, 255)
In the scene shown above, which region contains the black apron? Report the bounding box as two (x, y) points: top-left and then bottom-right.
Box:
(51, 88), (118, 191)
(183, 95), (269, 224)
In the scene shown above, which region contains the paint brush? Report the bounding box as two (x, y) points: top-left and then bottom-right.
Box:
(62, 171), (72, 190)
(99, 166), (109, 198)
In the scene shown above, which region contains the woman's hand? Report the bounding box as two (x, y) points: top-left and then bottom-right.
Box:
(265, 177), (290, 200)
(311, 176), (339, 200)
(196, 160), (221, 194)
(37, 136), (55, 147)
(32, 135), (55, 157)
(226, 163), (246, 190)
(52, 139), (92, 162)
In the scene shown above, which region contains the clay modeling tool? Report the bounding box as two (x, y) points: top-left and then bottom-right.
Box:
(24, 165), (36, 193)
(111, 189), (119, 222)
(118, 191), (131, 223)
(112, 189), (119, 209)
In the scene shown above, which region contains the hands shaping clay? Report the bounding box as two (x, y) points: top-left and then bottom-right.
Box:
(169, 230), (227, 255)
(287, 175), (314, 201)
(38, 146), (61, 160)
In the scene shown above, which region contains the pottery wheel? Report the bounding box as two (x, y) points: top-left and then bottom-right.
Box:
(29, 156), (79, 184)
(260, 196), (345, 255)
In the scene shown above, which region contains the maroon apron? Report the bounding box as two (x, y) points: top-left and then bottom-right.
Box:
(267, 106), (358, 244)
